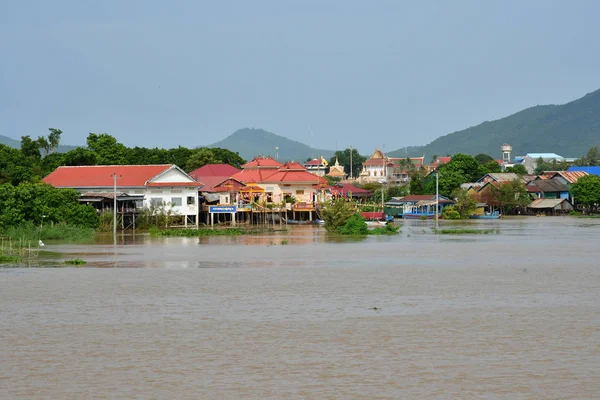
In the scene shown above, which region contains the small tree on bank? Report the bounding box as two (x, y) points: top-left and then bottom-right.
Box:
(571, 174), (600, 212)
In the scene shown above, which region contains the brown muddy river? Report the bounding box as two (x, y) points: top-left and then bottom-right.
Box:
(1, 217), (599, 399)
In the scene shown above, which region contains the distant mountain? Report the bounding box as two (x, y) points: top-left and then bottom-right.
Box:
(0, 134), (79, 153)
(388, 88), (600, 160)
(0, 135), (20, 148)
(208, 128), (335, 162)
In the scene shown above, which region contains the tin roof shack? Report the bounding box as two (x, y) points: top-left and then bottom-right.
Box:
(527, 179), (570, 200)
(528, 198), (573, 215)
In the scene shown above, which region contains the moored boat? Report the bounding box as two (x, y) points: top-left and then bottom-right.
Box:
(469, 211), (502, 219)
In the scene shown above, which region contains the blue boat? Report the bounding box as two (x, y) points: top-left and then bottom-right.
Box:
(469, 211), (502, 219)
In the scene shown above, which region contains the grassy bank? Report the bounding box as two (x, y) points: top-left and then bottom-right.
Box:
(1, 223), (95, 242)
(150, 227), (286, 237)
(434, 228), (500, 235)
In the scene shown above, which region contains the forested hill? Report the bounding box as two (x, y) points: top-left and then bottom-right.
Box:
(208, 128), (334, 162)
(388, 88), (600, 159)
(0, 135), (20, 148)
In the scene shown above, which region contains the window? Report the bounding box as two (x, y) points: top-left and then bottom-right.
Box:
(171, 189), (182, 193)
(296, 190), (304, 195)
(187, 196), (196, 205)
(150, 198), (163, 207)
(150, 189), (163, 194)
(171, 197), (182, 207)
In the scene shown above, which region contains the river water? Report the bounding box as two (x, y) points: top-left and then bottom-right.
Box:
(1, 217), (599, 399)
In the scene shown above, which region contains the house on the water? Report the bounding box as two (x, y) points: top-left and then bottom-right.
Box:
(384, 194), (452, 218)
(42, 164), (202, 227)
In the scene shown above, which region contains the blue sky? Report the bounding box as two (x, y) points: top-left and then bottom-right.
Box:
(1, 0), (599, 153)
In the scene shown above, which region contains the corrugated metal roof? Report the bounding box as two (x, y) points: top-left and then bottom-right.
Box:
(553, 171), (588, 183)
(526, 153), (565, 160)
(476, 173), (521, 183)
(529, 179), (569, 192)
(528, 198), (572, 209)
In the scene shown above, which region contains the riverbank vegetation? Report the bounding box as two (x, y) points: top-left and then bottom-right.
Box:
(149, 227), (285, 237)
(434, 228), (500, 235)
(321, 198), (399, 235)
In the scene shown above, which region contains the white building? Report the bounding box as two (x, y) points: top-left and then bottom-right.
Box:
(43, 164), (201, 226)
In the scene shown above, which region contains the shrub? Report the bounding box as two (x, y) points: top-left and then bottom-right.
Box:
(336, 214), (369, 235)
(442, 205), (461, 220)
(321, 198), (355, 232)
(370, 223), (400, 235)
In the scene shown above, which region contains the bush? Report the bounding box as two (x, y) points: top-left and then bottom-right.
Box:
(336, 214), (369, 235)
(442, 205), (461, 220)
(321, 198), (355, 232)
(370, 223), (400, 235)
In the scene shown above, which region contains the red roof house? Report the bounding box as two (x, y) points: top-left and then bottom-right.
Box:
(42, 164), (202, 221)
(329, 183), (372, 198)
(43, 164), (201, 188)
(260, 162), (322, 184)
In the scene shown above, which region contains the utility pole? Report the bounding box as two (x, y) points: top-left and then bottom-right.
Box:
(435, 172), (439, 229)
(112, 173), (121, 245)
(349, 145), (353, 179)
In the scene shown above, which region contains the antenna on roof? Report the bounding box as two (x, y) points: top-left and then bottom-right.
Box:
(310, 124), (314, 158)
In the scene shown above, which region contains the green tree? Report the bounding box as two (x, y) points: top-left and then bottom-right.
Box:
(505, 164), (527, 175)
(21, 136), (41, 159)
(336, 213), (369, 235)
(474, 153), (495, 164)
(442, 153), (481, 182)
(493, 179), (530, 214)
(63, 147), (98, 166)
(571, 175), (600, 211)
(575, 145), (600, 166)
(86, 133), (129, 165)
(409, 168), (428, 195)
(37, 136), (51, 157)
(321, 198), (355, 232)
(452, 187), (478, 218)
(209, 147), (246, 169)
(185, 148), (220, 171)
(426, 169), (467, 197)
(0, 183), (99, 229)
(479, 160), (502, 175)
(47, 128), (62, 153)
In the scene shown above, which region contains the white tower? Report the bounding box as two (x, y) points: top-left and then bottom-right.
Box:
(501, 143), (512, 163)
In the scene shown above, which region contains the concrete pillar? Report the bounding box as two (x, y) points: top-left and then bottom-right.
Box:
(231, 212), (236, 226)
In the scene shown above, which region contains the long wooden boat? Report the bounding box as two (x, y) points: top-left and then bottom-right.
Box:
(469, 211), (501, 219)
